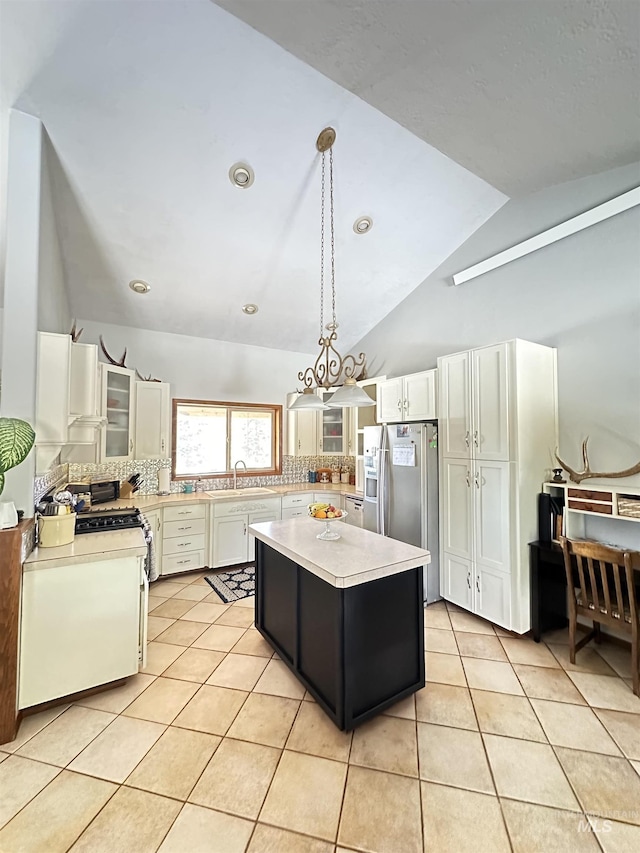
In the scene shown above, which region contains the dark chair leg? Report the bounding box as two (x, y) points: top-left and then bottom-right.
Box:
(569, 617), (577, 665)
(594, 622), (602, 643)
(632, 633), (639, 698)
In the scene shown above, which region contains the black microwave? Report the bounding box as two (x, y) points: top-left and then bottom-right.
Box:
(67, 479), (120, 505)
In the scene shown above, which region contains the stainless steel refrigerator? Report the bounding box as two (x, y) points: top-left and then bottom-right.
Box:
(363, 422), (440, 603)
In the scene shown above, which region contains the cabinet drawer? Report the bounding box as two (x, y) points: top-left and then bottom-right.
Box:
(314, 492), (343, 509)
(282, 492), (314, 509)
(568, 489), (612, 502)
(214, 497), (281, 518)
(161, 550), (206, 575)
(281, 507), (309, 520)
(568, 500), (613, 515)
(163, 533), (206, 555)
(163, 504), (206, 523)
(163, 518), (206, 539)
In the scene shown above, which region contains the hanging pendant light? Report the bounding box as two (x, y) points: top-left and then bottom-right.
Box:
(289, 128), (374, 411)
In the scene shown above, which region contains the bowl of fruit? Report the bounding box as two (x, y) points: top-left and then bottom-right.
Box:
(308, 502), (349, 540)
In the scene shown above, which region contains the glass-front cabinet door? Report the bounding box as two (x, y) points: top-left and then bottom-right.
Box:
(101, 364), (135, 461)
(317, 390), (347, 455)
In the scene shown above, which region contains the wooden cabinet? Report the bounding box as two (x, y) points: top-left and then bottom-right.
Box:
(101, 364), (135, 462)
(438, 339), (557, 633)
(134, 382), (171, 459)
(211, 497), (281, 569)
(376, 370), (437, 423)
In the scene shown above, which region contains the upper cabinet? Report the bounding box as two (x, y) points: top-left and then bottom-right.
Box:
(439, 346), (509, 460)
(286, 393), (318, 456)
(100, 364), (136, 461)
(318, 390), (348, 455)
(134, 382), (171, 459)
(376, 369), (437, 423)
(35, 333), (103, 473)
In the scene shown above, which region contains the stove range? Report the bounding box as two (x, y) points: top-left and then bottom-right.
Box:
(75, 507), (143, 534)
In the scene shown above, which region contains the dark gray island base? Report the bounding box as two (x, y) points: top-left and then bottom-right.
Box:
(251, 520), (429, 731)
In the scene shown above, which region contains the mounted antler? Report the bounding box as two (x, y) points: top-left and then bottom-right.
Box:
(99, 336), (128, 368)
(69, 320), (83, 342)
(135, 369), (161, 383)
(555, 438), (640, 484)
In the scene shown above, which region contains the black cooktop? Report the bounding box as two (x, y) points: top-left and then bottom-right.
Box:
(75, 507), (143, 535)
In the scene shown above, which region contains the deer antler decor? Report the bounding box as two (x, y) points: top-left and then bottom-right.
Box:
(99, 336), (128, 368)
(69, 320), (84, 342)
(555, 438), (640, 484)
(135, 369), (160, 383)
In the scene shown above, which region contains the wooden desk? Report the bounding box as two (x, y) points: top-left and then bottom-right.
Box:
(530, 541), (568, 642)
(530, 539), (640, 643)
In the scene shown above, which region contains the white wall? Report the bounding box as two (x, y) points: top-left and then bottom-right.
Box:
(355, 162), (640, 485)
(0, 110), (43, 512)
(37, 135), (70, 334)
(77, 317), (315, 406)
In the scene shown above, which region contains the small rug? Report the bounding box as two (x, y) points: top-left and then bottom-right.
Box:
(205, 564), (255, 603)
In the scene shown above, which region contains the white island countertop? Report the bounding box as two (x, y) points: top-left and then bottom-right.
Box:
(24, 529), (147, 571)
(249, 518), (430, 588)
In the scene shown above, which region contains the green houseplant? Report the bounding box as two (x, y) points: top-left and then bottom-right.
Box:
(0, 417), (36, 496)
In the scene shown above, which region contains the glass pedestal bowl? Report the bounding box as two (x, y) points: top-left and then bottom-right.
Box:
(309, 510), (349, 540)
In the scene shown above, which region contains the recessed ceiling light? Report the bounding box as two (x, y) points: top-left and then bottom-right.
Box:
(242, 303), (259, 315)
(129, 279), (151, 294)
(353, 216), (373, 234)
(229, 163), (255, 189)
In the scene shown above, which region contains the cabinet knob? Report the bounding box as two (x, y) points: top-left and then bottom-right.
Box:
(465, 470), (471, 488)
(397, 400), (402, 411)
(129, 438), (134, 452)
(467, 571), (471, 589)
(465, 431), (470, 448)
(473, 430), (479, 448)
(474, 472), (480, 489)
(161, 439), (165, 453)
(476, 576), (480, 593)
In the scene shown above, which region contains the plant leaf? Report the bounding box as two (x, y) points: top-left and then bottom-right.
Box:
(0, 418), (36, 474)
(0, 471), (4, 497)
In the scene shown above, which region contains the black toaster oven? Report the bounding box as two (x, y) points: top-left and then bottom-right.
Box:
(67, 479), (120, 505)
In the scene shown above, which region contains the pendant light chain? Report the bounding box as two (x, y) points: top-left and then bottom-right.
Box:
(319, 150), (326, 337)
(329, 146), (336, 329)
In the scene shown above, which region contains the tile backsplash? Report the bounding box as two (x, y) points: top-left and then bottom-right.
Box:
(67, 456), (355, 496)
(34, 463), (69, 503)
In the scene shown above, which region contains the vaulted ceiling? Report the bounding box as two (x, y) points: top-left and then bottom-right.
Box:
(1, 0), (637, 353)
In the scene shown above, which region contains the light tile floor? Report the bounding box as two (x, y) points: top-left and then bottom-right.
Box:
(2, 573), (640, 852)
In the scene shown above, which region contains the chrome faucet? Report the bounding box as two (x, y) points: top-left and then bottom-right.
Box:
(233, 459), (247, 490)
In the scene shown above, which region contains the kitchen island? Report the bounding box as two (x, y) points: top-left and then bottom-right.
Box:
(249, 517), (430, 731)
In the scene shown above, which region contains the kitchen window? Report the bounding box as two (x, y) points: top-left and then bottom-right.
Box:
(172, 399), (282, 480)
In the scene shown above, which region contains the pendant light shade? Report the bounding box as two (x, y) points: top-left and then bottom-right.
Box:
(289, 388), (328, 410)
(326, 378), (375, 408)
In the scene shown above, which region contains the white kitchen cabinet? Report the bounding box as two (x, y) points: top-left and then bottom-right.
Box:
(441, 458), (473, 560)
(211, 497), (281, 569)
(145, 509), (163, 568)
(19, 555), (144, 709)
(318, 390), (348, 455)
(438, 339), (557, 633)
(286, 393), (318, 456)
(35, 333), (103, 472)
(134, 381), (171, 459)
(161, 503), (206, 576)
(442, 553), (473, 611)
(101, 363), (136, 461)
(376, 370), (437, 423)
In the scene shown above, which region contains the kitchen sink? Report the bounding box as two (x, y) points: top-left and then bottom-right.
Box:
(206, 487), (276, 497)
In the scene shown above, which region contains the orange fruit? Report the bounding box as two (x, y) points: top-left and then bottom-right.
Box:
(315, 510), (327, 518)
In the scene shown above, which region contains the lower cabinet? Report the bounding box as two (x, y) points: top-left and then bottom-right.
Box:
(211, 498), (281, 569)
(442, 550), (511, 628)
(161, 503), (207, 576)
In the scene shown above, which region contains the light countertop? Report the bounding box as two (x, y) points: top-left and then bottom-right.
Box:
(24, 529), (148, 571)
(249, 517), (430, 589)
(95, 483), (361, 513)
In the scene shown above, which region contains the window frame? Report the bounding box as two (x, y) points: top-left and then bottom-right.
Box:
(171, 398), (282, 481)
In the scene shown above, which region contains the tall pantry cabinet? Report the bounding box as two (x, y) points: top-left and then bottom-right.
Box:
(438, 340), (557, 633)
